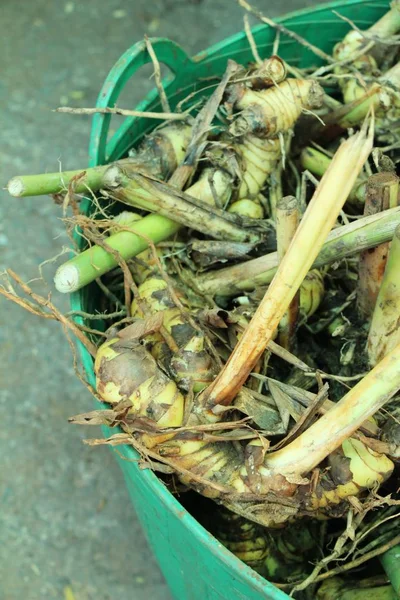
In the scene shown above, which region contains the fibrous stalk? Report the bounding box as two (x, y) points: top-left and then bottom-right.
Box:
(201, 127), (373, 408)
(368, 224), (400, 365)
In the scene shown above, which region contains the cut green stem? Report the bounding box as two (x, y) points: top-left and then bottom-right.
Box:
(7, 165), (110, 198)
(55, 164), (238, 293)
(54, 214), (180, 293)
(7, 121), (193, 197)
(300, 147), (331, 178)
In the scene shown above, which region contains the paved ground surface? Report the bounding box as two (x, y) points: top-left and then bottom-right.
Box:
(1, 1), (320, 598)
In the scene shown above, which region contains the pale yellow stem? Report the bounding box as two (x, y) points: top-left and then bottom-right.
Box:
(265, 339), (400, 475)
(202, 125), (373, 407)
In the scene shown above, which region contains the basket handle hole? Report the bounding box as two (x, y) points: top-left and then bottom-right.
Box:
(105, 61), (176, 142)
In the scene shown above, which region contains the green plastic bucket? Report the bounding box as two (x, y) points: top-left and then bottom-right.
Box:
(71, 1), (398, 598)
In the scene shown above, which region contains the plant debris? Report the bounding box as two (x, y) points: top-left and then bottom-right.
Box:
(4, 2), (400, 597)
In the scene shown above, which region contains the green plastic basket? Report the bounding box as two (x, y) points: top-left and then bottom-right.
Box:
(71, 1), (399, 598)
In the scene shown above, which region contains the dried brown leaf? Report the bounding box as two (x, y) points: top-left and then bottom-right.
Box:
(68, 409), (117, 426)
(117, 313), (164, 340)
(196, 308), (228, 329)
(270, 383), (329, 451)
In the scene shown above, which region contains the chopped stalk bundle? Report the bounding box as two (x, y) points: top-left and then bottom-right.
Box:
(201, 126), (373, 407)
(5, 8), (400, 594)
(54, 162), (235, 293)
(54, 76), (323, 293)
(103, 168), (256, 243)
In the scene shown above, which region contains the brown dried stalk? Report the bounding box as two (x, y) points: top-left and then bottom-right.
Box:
(55, 106), (187, 120)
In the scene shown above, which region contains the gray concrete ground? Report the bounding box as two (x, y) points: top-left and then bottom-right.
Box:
(1, 1), (317, 598)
